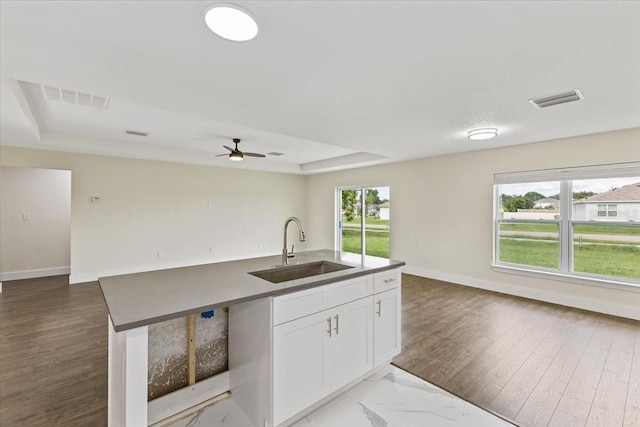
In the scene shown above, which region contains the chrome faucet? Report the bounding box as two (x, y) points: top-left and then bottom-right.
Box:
(283, 217), (306, 265)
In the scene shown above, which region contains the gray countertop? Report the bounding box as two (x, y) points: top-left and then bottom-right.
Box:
(99, 249), (405, 332)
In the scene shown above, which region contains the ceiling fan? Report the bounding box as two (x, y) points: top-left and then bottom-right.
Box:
(216, 138), (266, 162)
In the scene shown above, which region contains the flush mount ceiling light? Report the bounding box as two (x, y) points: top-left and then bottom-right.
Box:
(204, 5), (258, 42)
(468, 128), (498, 140)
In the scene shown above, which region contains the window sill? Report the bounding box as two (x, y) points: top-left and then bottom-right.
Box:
(492, 264), (640, 293)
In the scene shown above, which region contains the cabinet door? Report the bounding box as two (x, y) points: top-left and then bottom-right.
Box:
(373, 287), (401, 367)
(331, 297), (374, 391)
(273, 310), (332, 425)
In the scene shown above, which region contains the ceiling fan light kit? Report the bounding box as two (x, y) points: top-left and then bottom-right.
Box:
(229, 151), (244, 161)
(217, 138), (266, 162)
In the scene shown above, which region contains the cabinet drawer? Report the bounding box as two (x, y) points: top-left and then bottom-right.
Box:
(373, 268), (401, 293)
(273, 286), (331, 326)
(273, 275), (373, 326)
(328, 275), (373, 309)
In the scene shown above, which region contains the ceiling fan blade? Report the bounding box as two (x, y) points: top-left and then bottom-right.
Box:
(244, 152), (266, 158)
(223, 145), (235, 152)
(215, 153), (229, 157)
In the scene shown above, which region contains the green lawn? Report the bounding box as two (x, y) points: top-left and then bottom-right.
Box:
(342, 229), (389, 258)
(499, 239), (559, 269)
(500, 222), (640, 236)
(499, 238), (640, 279)
(343, 217), (390, 227)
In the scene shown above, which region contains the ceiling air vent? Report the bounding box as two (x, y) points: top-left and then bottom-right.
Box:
(125, 130), (149, 137)
(530, 89), (583, 109)
(41, 85), (110, 110)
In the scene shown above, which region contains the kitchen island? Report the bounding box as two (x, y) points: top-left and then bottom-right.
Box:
(99, 249), (404, 426)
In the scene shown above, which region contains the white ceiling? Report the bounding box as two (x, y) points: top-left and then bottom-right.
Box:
(1, 1), (639, 174)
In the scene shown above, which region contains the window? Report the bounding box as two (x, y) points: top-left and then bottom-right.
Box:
(597, 204), (617, 218)
(337, 186), (390, 258)
(494, 163), (640, 287)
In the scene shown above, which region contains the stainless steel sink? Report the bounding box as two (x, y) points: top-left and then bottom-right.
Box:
(249, 261), (354, 283)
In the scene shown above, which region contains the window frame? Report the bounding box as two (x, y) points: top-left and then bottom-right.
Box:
(335, 185), (390, 258)
(493, 162), (640, 292)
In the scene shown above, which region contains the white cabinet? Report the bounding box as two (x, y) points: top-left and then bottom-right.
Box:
(373, 287), (401, 367)
(229, 268), (401, 427)
(273, 308), (332, 424)
(330, 297), (374, 389)
(273, 296), (373, 425)
(373, 269), (402, 367)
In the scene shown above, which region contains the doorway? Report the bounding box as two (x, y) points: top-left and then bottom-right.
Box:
(0, 167), (72, 282)
(337, 186), (390, 258)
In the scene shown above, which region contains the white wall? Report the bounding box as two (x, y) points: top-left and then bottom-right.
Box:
(305, 128), (640, 320)
(0, 146), (308, 283)
(0, 167), (71, 280)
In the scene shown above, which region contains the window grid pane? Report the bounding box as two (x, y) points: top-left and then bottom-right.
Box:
(495, 174), (640, 284)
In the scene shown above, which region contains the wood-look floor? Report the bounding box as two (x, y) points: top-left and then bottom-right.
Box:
(394, 274), (640, 427)
(0, 276), (108, 426)
(1, 274), (638, 426)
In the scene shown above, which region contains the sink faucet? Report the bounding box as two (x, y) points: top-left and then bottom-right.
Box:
(283, 217), (306, 265)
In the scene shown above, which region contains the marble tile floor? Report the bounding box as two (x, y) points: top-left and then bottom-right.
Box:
(164, 366), (514, 427)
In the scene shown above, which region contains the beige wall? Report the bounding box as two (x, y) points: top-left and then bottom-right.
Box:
(306, 128), (640, 319)
(0, 167), (71, 279)
(1, 129), (638, 318)
(0, 146), (308, 283)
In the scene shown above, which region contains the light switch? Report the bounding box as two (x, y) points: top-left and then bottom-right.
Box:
(23, 212), (31, 221)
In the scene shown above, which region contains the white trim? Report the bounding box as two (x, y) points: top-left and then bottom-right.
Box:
(492, 264), (640, 292)
(0, 266), (70, 281)
(494, 161), (640, 184)
(402, 265), (640, 321)
(148, 371), (230, 425)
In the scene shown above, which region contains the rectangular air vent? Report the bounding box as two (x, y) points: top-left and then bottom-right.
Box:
(41, 85), (110, 110)
(530, 89), (583, 109)
(125, 130), (149, 137)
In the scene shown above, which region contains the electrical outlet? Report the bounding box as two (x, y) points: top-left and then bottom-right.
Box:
(209, 246), (215, 254)
(157, 251), (164, 259)
(22, 212), (31, 221)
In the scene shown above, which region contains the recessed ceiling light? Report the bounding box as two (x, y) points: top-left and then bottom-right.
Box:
(204, 5), (258, 42)
(468, 128), (498, 140)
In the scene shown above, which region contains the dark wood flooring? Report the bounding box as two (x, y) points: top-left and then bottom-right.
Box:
(394, 274), (640, 427)
(0, 276), (108, 426)
(1, 274), (638, 426)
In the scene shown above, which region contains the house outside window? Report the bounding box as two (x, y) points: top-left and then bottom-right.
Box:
(596, 204), (617, 218)
(493, 163), (640, 288)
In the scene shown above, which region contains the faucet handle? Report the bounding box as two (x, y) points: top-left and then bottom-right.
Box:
(287, 244), (295, 258)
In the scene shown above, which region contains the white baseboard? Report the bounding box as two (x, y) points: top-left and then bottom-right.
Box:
(0, 266), (70, 282)
(402, 265), (640, 321)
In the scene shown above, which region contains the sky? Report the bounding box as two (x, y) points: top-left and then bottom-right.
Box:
(375, 186), (390, 200)
(501, 177), (640, 197)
